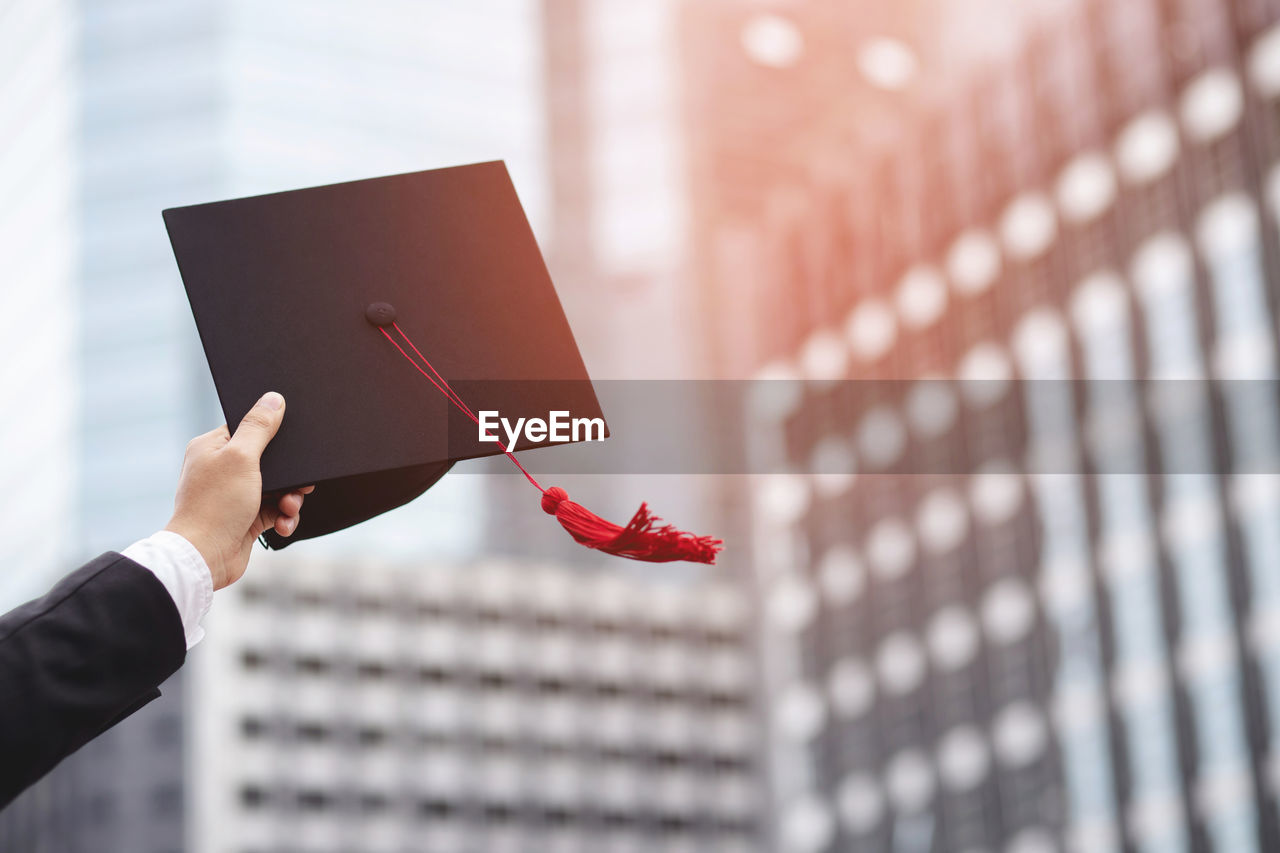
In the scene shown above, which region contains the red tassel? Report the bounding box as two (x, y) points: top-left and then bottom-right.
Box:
(376, 323), (725, 563)
(540, 486), (723, 564)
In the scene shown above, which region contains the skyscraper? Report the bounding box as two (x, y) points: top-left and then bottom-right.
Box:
(684, 0), (1280, 850)
(0, 0), (79, 611)
(0, 2), (547, 848)
(498, 0), (725, 565)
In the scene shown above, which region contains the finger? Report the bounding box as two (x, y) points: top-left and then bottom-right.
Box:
(227, 392), (285, 459)
(278, 491), (304, 517)
(274, 513), (299, 536)
(248, 504), (279, 546)
(299, 484), (316, 495)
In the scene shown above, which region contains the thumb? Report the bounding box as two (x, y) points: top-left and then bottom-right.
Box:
(228, 391), (286, 458)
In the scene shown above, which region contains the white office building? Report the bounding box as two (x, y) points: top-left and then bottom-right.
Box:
(189, 551), (764, 853)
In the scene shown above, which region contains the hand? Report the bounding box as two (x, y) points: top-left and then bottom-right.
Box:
(165, 391), (315, 590)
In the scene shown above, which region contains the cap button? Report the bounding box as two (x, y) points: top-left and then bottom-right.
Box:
(365, 302), (397, 327)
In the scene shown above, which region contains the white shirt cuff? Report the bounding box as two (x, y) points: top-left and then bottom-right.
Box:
(122, 530), (214, 650)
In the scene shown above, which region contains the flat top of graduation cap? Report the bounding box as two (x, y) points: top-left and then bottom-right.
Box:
(164, 161), (606, 547)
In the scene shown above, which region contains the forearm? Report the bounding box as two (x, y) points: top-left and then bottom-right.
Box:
(0, 554), (186, 808)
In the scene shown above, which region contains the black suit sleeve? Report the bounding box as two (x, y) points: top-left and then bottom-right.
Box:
(0, 553), (186, 809)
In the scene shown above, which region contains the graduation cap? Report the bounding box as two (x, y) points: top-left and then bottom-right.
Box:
(163, 162), (721, 563)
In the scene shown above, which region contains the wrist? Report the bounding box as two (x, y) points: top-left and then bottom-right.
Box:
(164, 520), (227, 590)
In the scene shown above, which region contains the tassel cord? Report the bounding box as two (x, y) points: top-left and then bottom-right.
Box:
(380, 324), (545, 493)
(378, 321), (723, 564)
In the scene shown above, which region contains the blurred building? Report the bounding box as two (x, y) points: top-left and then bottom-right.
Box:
(684, 0), (1280, 851)
(541, 0), (692, 373)
(188, 552), (763, 853)
(475, 0), (728, 567)
(0, 1), (79, 613)
(0, 1), (546, 849)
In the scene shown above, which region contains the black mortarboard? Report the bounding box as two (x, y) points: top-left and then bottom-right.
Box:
(164, 162), (720, 562)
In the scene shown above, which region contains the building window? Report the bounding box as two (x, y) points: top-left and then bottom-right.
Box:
(150, 783), (182, 817)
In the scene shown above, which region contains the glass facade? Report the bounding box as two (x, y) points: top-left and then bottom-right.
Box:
(0, 0), (79, 611)
(1, 2), (549, 849)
